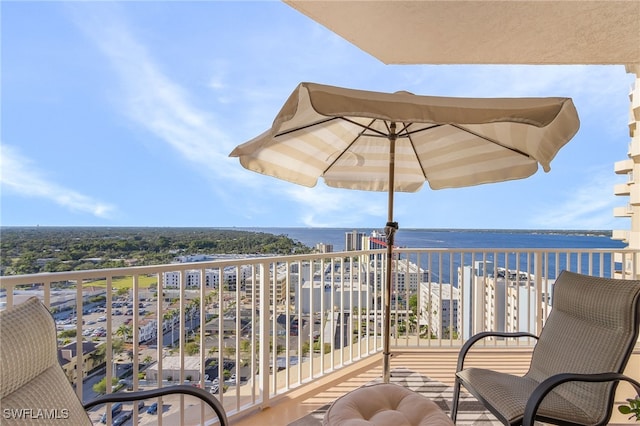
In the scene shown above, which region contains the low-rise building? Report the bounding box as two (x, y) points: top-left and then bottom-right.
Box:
(145, 356), (203, 382)
(58, 341), (102, 383)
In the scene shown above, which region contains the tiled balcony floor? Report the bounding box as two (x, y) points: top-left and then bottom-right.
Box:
(230, 347), (534, 425)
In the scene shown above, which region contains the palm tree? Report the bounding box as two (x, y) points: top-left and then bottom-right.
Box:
(163, 310), (178, 346)
(408, 313), (418, 333)
(185, 342), (199, 355)
(112, 338), (125, 354)
(116, 324), (133, 343)
(239, 340), (251, 353)
(162, 311), (174, 328)
(189, 297), (201, 311)
(223, 346), (235, 359)
(88, 349), (105, 370)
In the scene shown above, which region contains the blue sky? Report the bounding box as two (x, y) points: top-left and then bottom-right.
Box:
(1, 1), (636, 230)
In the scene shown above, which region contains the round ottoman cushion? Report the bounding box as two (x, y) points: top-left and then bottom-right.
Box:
(322, 383), (454, 426)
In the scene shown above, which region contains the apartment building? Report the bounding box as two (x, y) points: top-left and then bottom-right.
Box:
(58, 341), (102, 383)
(368, 258), (428, 294)
(614, 75), (640, 276)
(297, 280), (372, 314)
(162, 265), (253, 291)
(418, 282), (460, 338)
(345, 230), (367, 251)
(459, 262), (540, 340)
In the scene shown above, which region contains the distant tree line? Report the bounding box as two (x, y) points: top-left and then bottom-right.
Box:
(0, 227), (311, 275)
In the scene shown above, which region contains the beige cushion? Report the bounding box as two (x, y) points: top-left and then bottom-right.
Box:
(323, 383), (454, 426)
(0, 298), (91, 425)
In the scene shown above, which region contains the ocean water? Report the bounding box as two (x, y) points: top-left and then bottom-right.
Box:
(239, 228), (626, 281)
(240, 227), (624, 252)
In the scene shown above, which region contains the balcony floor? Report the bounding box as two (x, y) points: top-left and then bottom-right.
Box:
(230, 347), (534, 425)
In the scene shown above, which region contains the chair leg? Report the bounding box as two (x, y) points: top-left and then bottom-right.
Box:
(451, 378), (461, 422)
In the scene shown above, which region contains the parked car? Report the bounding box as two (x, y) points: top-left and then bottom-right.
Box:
(146, 402), (158, 414)
(112, 410), (132, 426)
(99, 402), (123, 423)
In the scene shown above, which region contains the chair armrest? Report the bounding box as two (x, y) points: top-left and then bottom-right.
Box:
(522, 372), (640, 426)
(83, 384), (228, 426)
(456, 331), (538, 372)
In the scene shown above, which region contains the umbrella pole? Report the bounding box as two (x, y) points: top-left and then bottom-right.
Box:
(383, 122), (398, 384)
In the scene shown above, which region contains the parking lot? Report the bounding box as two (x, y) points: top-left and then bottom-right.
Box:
(88, 398), (167, 426)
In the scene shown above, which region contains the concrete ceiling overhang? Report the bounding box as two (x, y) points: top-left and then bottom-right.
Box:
(284, 0), (640, 67)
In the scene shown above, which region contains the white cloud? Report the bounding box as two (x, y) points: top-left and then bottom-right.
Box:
(535, 166), (620, 229)
(0, 144), (116, 218)
(208, 61), (229, 91)
(284, 184), (387, 227)
(69, 4), (251, 188)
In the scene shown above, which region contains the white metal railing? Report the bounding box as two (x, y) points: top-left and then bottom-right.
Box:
(1, 247), (638, 424)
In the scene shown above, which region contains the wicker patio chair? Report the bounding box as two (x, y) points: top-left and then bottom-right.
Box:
(0, 297), (228, 425)
(451, 270), (640, 426)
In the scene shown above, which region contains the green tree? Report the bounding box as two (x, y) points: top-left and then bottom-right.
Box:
(116, 324), (133, 343)
(239, 340), (251, 353)
(93, 377), (119, 395)
(313, 342), (331, 354)
(1, 227), (312, 275)
(223, 346), (236, 358)
(88, 348), (106, 369)
(58, 329), (77, 339)
(301, 341), (311, 356)
(408, 294), (418, 316)
(185, 342), (199, 355)
(13, 253), (38, 274)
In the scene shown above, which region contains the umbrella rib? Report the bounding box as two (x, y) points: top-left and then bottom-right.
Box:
(322, 118), (379, 174)
(404, 125), (429, 181)
(274, 117), (340, 138)
(393, 122), (438, 181)
(401, 123), (442, 136)
(323, 118), (421, 176)
(339, 117), (391, 138)
(341, 119), (438, 139)
(274, 117), (532, 178)
(403, 122), (532, 181)
(451, 123), (531, 158)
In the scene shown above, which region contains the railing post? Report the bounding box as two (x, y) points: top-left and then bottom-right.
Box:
(259, 261), (271, 409)
(534, 251), (543, 335)
(76, 279), (84, 400)
(153, 273), (163, 426)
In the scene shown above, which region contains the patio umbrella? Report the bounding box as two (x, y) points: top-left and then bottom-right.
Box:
(229, 82), (580, 383)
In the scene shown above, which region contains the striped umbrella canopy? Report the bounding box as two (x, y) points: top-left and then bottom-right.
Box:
(229, 82), (580, 382)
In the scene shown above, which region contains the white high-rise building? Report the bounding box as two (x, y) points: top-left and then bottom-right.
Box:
(345, 230), (367, 251)
(613, 73), (640, 278)
(418, 282), (460, 338)
(296, 280), (373, 314)
(315, 242), (334, 253)
(369, 259), (428, 294)
(458, 262), (540, 340)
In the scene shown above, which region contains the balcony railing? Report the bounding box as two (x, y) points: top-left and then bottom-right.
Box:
(1, 247), (639, 424)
